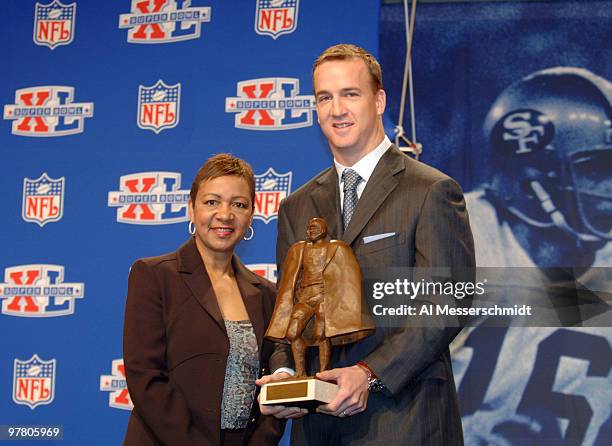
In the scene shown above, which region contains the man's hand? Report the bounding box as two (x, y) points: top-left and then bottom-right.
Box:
(256, 373), (308, 419)
(316, 365), (369, 417)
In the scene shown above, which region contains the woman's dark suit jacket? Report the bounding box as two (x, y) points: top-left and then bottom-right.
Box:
(123, 238), (286, 446)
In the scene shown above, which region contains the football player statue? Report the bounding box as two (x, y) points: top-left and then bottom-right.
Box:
(265, 217), (375, 377)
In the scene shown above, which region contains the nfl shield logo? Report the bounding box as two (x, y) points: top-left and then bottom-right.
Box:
(33, 1), (76, 49)
(13, 354), (56, 409)
(138, 80), (181, 133)
(254, 168), (292, 223)
(255, 0), (299, 39)
(22, 173), (65, 227)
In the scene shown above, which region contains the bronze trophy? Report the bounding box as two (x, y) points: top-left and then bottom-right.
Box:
(262, 217), (374, 409)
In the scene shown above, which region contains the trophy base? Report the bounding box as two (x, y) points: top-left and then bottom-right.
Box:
(260, 377), (338, 410)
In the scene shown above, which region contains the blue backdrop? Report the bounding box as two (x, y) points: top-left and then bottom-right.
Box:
(1, 1), (378, 444)
(2, 1), (610, 445)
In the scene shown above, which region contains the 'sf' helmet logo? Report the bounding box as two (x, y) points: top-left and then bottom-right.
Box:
(492, 109), (555, 155)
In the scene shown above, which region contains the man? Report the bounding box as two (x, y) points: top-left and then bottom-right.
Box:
(258, 44), (475, 444)
(265, 217), (375, 377)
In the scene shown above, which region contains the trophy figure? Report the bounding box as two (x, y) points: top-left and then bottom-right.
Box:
(262, 217), (375, 409)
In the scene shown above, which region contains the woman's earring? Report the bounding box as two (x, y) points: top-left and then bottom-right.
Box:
(188, 221), (196, 235)
(243, 225), (254, 241)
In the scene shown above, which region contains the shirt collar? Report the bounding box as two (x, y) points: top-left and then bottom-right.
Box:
(334, 135), (392, 184)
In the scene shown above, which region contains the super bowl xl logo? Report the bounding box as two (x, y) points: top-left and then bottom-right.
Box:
(100, 359), (133, 410)
(0, 265), (85, 317)
(119, 0), (211, 44)
(225, 78), (315, 130)
(13, 354), (56, 409)
(138, 80), (181, 133)
(247, 264), (277, 283)
(34, 0), (76, 49)
(255, 0), (299, 39)
(22, 173), (65, 227)
(254, 168), (292, 223)
(108, 172), (190, 224)
(3, 86), (93, 137)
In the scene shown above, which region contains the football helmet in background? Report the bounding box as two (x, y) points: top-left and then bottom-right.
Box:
(484, 67), (612, 242)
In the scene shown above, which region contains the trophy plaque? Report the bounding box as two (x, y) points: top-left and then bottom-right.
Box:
(260, 376), (339, 409)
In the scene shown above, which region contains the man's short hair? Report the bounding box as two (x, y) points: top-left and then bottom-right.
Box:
(313, 43), (383, 93)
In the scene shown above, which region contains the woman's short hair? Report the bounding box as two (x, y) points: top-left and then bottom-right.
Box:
(190, 153), (256, 208)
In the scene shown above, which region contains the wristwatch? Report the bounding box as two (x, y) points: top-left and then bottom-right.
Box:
(356, 361), (385, 393)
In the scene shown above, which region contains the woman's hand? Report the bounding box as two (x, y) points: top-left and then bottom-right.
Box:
(256, 373), (309, 419)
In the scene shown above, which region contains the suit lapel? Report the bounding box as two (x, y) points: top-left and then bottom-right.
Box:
(342, 146), (406, 246)
(311, 168), (342, 239)
(178, 238), (226, 334)
(178, 240), (267, 350)
(233, 257), (265, 352)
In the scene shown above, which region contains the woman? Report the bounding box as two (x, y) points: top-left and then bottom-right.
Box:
(123, 154), (285, 446)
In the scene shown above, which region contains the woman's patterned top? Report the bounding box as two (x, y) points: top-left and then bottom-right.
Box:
(220, 320), (260, 429)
